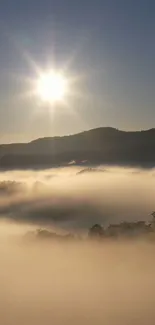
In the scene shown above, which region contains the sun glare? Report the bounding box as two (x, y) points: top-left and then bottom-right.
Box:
(37, 71), (68, 103)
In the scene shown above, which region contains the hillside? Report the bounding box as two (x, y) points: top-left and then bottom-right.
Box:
(0, 127), (155, 169)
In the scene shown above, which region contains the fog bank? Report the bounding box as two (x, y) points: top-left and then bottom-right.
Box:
(0, 166), (155, 324)
(0, 239), (155, 325)
(0, 166), (154, 229)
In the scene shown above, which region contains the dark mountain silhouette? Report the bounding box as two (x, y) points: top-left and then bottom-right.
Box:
(1, 127), (155, 169)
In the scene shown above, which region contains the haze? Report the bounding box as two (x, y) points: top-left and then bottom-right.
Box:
(0, 166), (154, 228)
(0, 0), (155, 321)
(1, 1), (155, 142)
(0, 166), (154, 324)
(0, 231), (155, 325)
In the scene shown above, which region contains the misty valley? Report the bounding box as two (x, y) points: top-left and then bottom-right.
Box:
(1, 0), (155, 322)
(0, 166), (155, 324)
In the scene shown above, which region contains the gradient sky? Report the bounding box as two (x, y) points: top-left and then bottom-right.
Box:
(0, 0), (155, 142)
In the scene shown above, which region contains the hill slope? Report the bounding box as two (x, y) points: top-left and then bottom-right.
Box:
(0, 127), (155, 169)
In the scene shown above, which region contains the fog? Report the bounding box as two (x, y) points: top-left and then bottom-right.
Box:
(0, 239), (155, 324)
(0, 166), (154, 229)
(0, 166), (155, 324)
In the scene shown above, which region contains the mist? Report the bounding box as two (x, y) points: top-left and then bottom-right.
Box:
(0, 166), (154, 229)
(0, 238), (155, 324)
(0, 166), (155, 324)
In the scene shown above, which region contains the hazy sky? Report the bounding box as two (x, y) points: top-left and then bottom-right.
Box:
(0, 0), (155, 142)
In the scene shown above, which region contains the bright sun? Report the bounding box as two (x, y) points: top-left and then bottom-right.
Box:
(37, 71), (68, 102)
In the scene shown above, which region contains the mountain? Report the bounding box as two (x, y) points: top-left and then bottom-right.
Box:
(0, 127), (155, 169)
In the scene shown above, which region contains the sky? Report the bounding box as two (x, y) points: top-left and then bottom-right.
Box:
(0, 0), (155, 143)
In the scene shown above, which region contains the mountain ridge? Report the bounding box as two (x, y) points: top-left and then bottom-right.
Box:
(0, 127), (155, 169)
(2, 126), (155, 146)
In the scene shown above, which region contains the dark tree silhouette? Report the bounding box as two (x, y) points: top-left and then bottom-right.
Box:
(89, 224), (104, 239)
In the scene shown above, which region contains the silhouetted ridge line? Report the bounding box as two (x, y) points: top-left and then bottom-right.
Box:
(0, 127), (155, 169)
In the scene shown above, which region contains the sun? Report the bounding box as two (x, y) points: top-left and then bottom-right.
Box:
(36, 71), (68, 103)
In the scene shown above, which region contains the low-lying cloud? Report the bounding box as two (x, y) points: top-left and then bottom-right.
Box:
(0, 239), (155, 325)
(0, 167), (155, 324)
(0, 166), (154, 230)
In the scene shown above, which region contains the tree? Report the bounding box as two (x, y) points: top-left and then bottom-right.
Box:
(88, 224), (104, 239)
